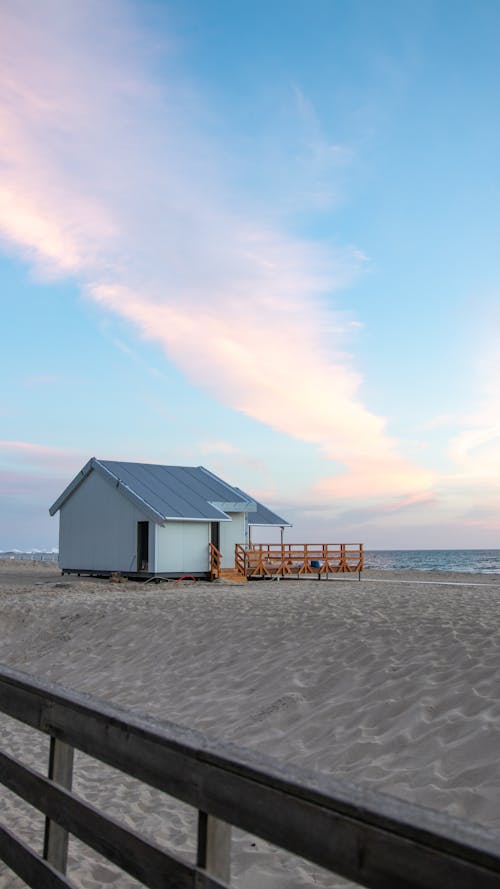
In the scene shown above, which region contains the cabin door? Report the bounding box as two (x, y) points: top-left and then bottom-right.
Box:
(210, 522), (220, 551)
(137, 521), (149, 571)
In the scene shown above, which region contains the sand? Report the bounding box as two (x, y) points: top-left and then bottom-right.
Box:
(1, 559), (500, 888)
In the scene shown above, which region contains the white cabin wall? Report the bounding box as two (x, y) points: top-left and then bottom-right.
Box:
(219, 512), (246, 568)
(156, 521), (210, 573)
(58, 469), (153, 572)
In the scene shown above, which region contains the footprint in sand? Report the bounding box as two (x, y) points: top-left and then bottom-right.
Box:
(248, 692), (306, 723)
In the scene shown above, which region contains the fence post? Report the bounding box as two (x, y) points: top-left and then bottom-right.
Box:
(43, 737), (74, 873)
(197, 811), (231, 883)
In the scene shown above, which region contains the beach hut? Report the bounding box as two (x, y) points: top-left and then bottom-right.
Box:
(49, 458), (289, 578)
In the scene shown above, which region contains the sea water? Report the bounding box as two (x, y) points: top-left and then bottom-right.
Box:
(364, 549), (500, 573)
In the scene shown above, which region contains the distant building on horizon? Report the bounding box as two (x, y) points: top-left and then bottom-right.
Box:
(0, 551), (58, 562)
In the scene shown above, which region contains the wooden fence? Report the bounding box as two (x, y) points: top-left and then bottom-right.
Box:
(235, 543), (364, 579)
(1, 664), (500, 888)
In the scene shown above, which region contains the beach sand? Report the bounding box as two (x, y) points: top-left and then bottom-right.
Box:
(1, 559), (500, 887)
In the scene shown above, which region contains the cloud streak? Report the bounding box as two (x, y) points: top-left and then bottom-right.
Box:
(0, 440), (83, 474)
(446, 344), (500, 485)
(0, 0), (431, 499)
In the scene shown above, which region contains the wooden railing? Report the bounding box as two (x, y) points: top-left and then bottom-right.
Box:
(209, 542), (221, 579)
(1, 664), (500, 888)
(234, 543), (246, 577)
(236, 543), (364, 579)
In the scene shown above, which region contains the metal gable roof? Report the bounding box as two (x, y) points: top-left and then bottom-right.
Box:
(100, 462), (221, 521)
(50, 459), (265, 523)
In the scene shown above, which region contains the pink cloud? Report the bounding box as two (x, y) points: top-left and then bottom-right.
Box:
(0, 469), (61, 498)
(0, 441), (59, 453)
(382, 491), (438, 513)
(314, 456), (434, 501)
(91, 282), (428, 499)
(0, 440), (84, 474)
(0, 1), (433, 501)
(198, 440), (242, 456)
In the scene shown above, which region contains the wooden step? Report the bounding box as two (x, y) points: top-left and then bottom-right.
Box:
(218, 568), (247, 583)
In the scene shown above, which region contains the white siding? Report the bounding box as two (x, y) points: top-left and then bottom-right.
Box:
(219, 512), (246, 568)
(58, 469), (153, 572)
(156, 521), (210, 573)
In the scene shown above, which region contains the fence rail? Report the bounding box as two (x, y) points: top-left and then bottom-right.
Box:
(1, 664), (500, 888)
(236, 543), (364, 579)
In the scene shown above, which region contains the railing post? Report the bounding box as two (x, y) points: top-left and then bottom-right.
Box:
(197, 811), (231, 883)
(43, 736), (74, 874)
(209, 543), (222, 579)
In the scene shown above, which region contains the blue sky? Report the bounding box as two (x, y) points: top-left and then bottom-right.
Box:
(1, 0), (500, 550)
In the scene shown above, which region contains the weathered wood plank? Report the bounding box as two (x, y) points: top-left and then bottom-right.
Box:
(0, 823), (77, 889)
(0, 665), (486, 849)
(43, 737), (74, 873)
(0, 750), (228, 889)
(197, 812), (231, 883)
(193, 766), (500, 889)
(2, 665), (500, 889)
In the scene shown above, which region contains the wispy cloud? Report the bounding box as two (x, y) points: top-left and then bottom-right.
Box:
(198, 440), (241, 456)
(23, 374), (62, 386)
(0, 0), (431, 500)
(382, 491), (437, 513)
(292, 84), (352, 209)
(446, 345), (500, 485)
(106, 335), (167, 380)
(0, 440), (83, 473)
(449, 422), (500, 480)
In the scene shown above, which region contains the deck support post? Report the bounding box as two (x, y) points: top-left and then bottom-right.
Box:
(197, 811), (231, 883)
(43, 737), (74, 874)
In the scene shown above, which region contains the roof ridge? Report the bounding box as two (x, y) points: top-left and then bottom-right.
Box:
(198, 466), (255, 504)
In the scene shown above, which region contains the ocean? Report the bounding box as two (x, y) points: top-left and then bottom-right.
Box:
(2, 549), (499, 574)
(364, 549), (500, 573)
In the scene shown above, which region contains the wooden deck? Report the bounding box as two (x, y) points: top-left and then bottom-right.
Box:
(236, 543), (364, 579)
(1, 664), (500, 888)
(211, 543), (363, 580)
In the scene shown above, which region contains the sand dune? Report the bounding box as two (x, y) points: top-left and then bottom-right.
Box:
(1, 560), (500, 887)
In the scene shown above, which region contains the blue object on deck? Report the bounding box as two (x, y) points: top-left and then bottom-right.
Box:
(311, 560), (321, 568)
